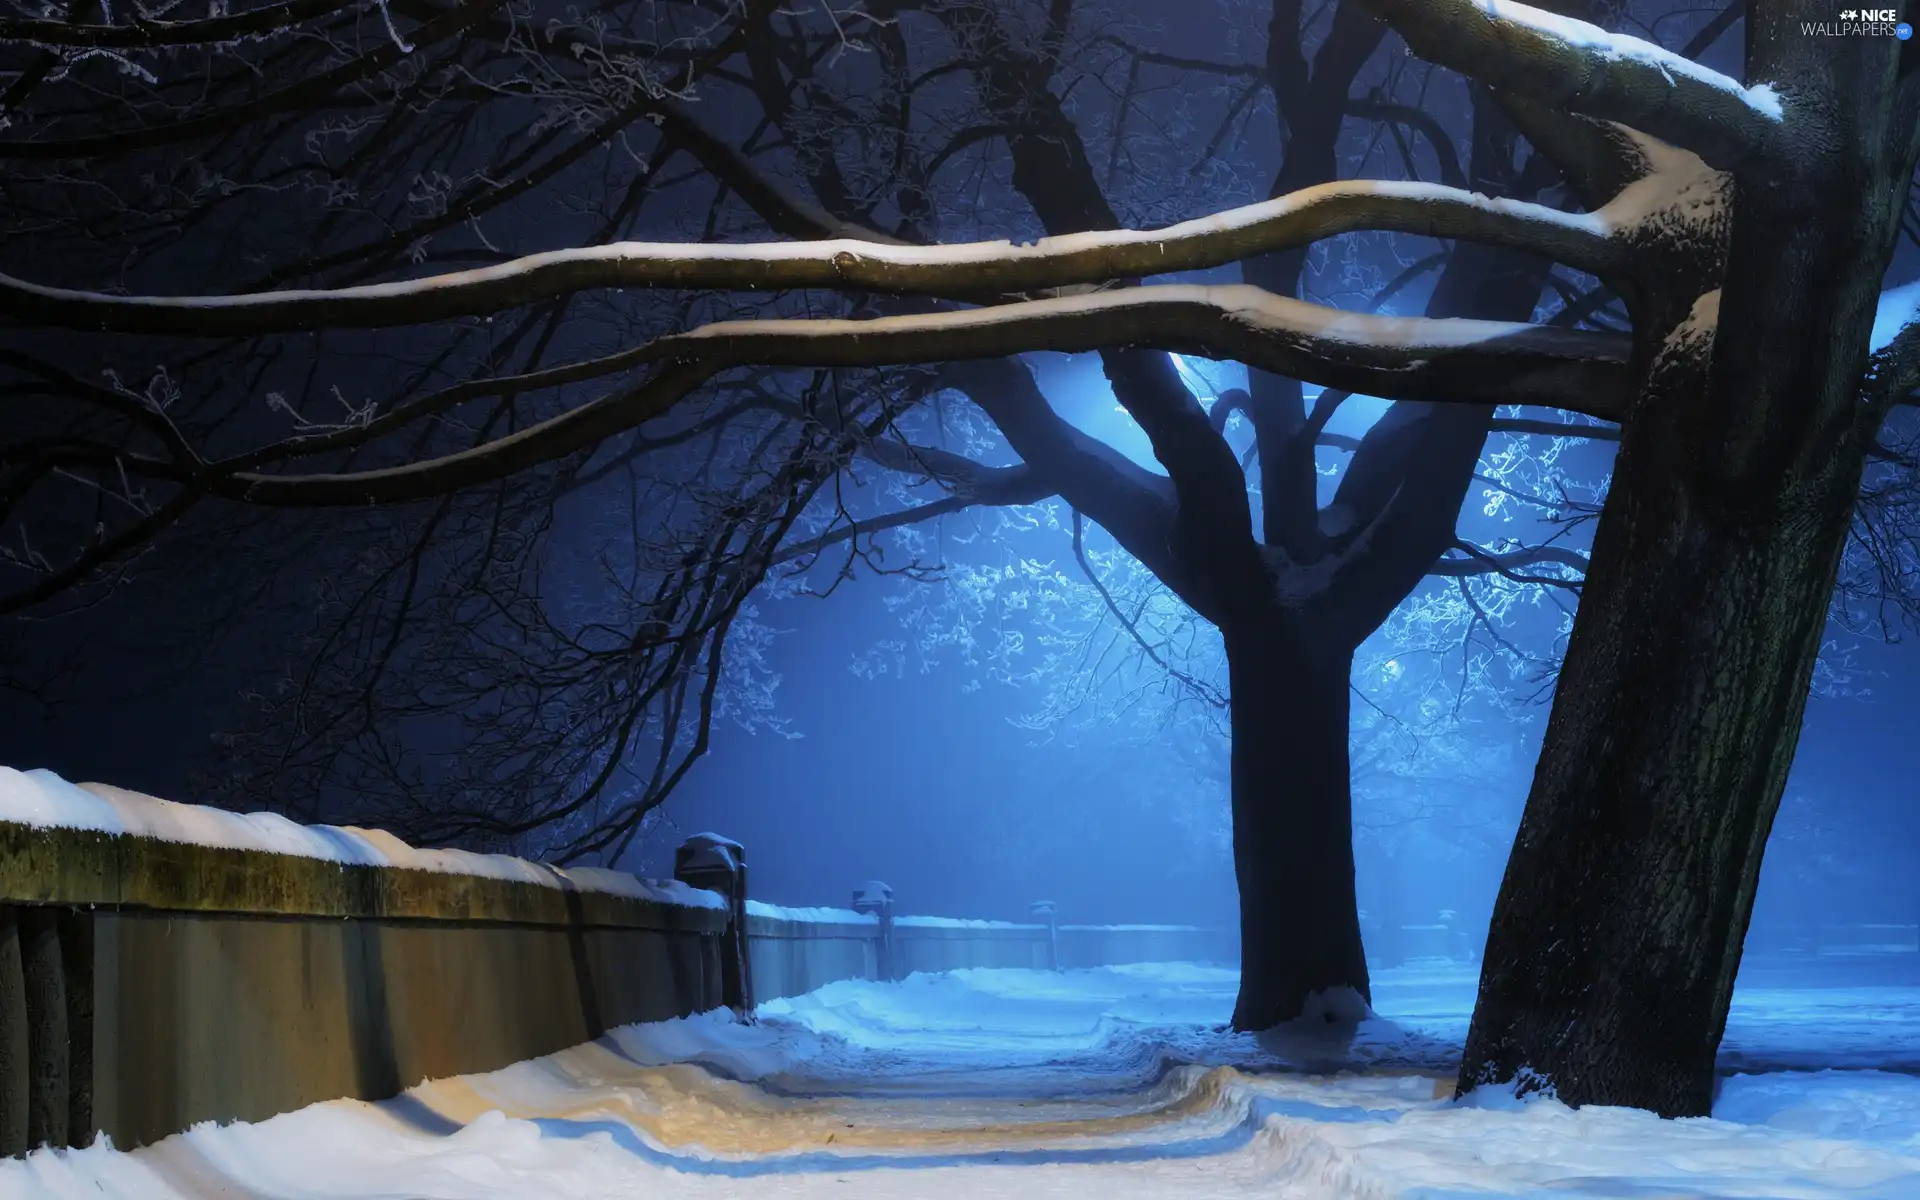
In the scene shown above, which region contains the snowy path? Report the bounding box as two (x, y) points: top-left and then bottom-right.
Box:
(6, 961), (1920, 1198)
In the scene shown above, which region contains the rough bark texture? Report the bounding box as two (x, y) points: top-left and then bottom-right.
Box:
(1460, 465), (1867, 1115)
(1460, 24), (1912, 1116)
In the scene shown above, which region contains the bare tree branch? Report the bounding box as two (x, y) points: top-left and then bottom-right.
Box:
(0, 0), (515, 162)
(0, 0), (352, 48)
(1430, 537), (1589, 588)
(773, 464), (1052, 565)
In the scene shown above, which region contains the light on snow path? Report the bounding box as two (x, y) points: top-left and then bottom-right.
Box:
(5, 961), (1920, 1198)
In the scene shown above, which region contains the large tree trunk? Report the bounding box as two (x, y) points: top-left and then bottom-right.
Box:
(1227, 623), (1371, 1030)
(1461, 31), (1904, 1111)
(1460, 475), (1863, 1115)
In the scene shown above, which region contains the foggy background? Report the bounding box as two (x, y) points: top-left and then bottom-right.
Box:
(4, 349), (1915, 953)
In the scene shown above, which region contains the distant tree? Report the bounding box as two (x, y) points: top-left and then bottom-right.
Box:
(759, 34), (1612, 1033)
(8, 0), (1920, 1116)
(848, 408), (1569, 941)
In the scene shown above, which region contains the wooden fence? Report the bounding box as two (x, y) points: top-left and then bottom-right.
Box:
(0, 781), (1235, 1156)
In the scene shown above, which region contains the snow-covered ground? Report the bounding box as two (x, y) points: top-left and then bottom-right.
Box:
(6, 960), (1920, 1198)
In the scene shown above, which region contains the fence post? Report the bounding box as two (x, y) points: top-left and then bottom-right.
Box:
(1031, 900), (1059, 971)
(674, 835), (755, 1019)
(18, 908), (67, 1151)
(0, 907), (25, 1156)
(852, 881), (895, 982)
(58, 910), (91, 1148)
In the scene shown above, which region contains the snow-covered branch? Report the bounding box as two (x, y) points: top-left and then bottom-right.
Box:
(0, 181), (1626, 337)
(165, 284), (1625, 507)
(1868, 280), (1920, 406)
(661, 285), (1632, 419)
(1353, 0), (1784, 173)
(1496, 95), (1662, 213)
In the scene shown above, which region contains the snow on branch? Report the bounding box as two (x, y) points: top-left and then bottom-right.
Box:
(193, 285), (1628, 507)
(1867, 279), (1920, 405)
(0, 181), (1625, 337)
(662, 285), (1632, 418)
(1353, 0), (1783, 173)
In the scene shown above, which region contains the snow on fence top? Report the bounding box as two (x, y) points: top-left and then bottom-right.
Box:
(895, 915), (1040, 929)
(744, 900), (877, 924)
(1058, 924), (1204, 932)
(0, 766), (723, 910)
(742, 909), (1222, 933)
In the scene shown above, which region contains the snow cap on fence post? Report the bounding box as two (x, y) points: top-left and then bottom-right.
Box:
(852, 881), (896, 983)
(1031, 900), (1059, 972)
(675, 834), (754, 1018)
